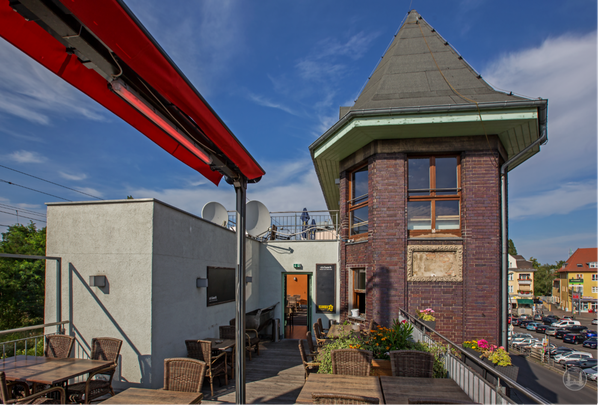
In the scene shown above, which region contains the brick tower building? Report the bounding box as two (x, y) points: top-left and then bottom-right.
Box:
(309, 10), (547, 344)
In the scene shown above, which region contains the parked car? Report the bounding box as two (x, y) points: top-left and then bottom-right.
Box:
(562, 316), (573, 320)
(583, 337), (597, 349)
(555, 352), (593, 364)
(519, 320), (534, 328)
(511, 333), (533, 340)
(545, 327), (558, 336)
(535, 325), (549, 334)
(563, 358), (598, 369)
(512, 338), (540, 349)
(512, 318), (522, 326)
(581, 329), (597, 339)
(583, 365), (597, 381)
(555, 328), (571, 339)
(563, 333), (587, 345)
(550, 346), (574, 357)
(567, 325), (588, 333)
(526, 322), (542, 331)
(592, 319), (597, 325)
(533, 314), (543, 321)
(552, 320), (581, 328)
(542, 315), (559, 325)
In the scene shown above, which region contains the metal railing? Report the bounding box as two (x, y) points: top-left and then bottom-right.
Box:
(1, 321), (69, 360)
(398, 308), (550, 404)
(228, 210), (339, 241)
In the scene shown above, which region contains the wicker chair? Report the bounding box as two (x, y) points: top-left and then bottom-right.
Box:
(312, 392), (379, 404)
(317, 318), (329, 333)
(389, 350), (434, 378)
(407, 397), (478, 404)
(185, 340), (227, 397)
(66, 337), (123, 404)
(163, 358), (206, 393)
(228, 319), (260, 359)
(298, 340), (320, 379)
(218, 326), (236, 377)
(312, 322), (328, 347)
(44, 335), (75, 359)
(305, 331), (319, 357)
(367, 320), (379, 334)
(1, 372), (65, 404)
(331, 349), (372, 376)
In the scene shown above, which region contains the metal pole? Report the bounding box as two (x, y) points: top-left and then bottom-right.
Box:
(234, 177), (247, 404)
(56, 258), (61, 334)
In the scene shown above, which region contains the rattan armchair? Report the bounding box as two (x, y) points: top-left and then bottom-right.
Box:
(218, 326), (236, 377)
(67, 337), (123, 404)
(1, 372), (65, 404)
(305, 331), (319, 358)
(163, 358), (206, 394)
(389, 350), (434, 378)
(407, 398), (478, 404)
(44, 335), (75, 359)
(228, 319), (260, 359)
(185, 340), (227, 397)
(317, 317), (329, 334)
(331, 349), (373, 376)
(312, 322), (328, 347)
(312, 392), (379, 404)
(298, 340), (320, 379)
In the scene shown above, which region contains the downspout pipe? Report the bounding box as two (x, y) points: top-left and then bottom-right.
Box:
(500, 102), (548, 348)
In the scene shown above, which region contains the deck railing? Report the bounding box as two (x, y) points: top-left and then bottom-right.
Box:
(398, 308), (550, 404)
(228, 210), (339, 241)
(0, 321), (70, 360)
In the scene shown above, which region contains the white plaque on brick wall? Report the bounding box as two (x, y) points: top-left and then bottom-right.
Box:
(407, 245), (463, 282)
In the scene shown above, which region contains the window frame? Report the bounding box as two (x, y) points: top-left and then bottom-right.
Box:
(407, 155), (462, 237)
(349, 268), (366, 317)
(347, 163), (369, 239)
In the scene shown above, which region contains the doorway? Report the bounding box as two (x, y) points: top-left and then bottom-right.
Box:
(283, 273), (311, 339)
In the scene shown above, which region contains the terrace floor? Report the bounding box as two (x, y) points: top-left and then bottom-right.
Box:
(202, 339), (305, 404)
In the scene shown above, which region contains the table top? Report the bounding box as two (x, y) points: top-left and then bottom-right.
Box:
(0, 355), (113, 385)
(202, 338), (235, 350)
(295, 374), (384, 404)
(100, 388), (203, 404)
(380, 376), (473, 404)
(327, 324), (361, 338)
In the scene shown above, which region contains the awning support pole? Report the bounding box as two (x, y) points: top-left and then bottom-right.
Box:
(234, 177), (247, 404)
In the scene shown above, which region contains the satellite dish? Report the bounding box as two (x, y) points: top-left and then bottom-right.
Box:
(202, 202), (228, 227)
(246, 200), (271, 237)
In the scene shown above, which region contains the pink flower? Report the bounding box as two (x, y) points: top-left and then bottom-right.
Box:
(401, 320), (407, 324)
(477, 339), (489, 349)
(499, 346), (504, 350)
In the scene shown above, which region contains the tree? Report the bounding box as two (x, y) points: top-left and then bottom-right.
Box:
(531, 257), (565, 297)
(0, 223), (46, 330)
(508, 239), (518, 256)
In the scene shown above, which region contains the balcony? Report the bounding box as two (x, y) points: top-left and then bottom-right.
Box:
(517, 279), (532, 285)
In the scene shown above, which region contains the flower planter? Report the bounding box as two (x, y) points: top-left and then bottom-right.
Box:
(421, 320), (436, 331)
(461, 346), (485, 377)
(461, 346), (519, 386)
(370, 359), (392, 376)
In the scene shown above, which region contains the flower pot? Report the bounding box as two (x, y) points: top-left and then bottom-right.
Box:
(461, 346), (485, 377)
(421, 320), (436, 331)
(350, 309), (360, 317)
(370, 359), (392, 376)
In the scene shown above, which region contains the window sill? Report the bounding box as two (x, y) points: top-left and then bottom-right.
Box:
(408, 237), (463, 241)
(346, 239), (368, 245)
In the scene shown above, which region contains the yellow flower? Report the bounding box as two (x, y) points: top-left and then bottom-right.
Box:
(381, 337), (387, 341)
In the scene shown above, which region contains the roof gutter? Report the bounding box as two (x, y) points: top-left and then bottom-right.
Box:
(500, 101), (548, 348)
(309, 99), (548, 153)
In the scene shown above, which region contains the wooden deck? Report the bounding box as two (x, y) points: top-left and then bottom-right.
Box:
(202, 339), (305, 404)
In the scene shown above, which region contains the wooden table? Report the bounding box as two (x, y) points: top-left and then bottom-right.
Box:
(0, 355), (113, 385)
(327, 324), (361, 338)
(380, 376), (473, 404)
(295, 374), (384, 404)
(201, 338), (235, 351)
(100, 387), (202, 404)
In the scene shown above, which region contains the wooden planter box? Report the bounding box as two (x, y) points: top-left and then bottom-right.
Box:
(370, 359), (392, 376)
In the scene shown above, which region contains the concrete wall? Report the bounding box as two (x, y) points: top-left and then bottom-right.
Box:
(258, 240), (340, 329)
(45, 198), (337, 388)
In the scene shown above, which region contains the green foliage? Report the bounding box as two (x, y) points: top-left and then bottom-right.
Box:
(0, 223), (46, 331)
(483, 347), (512, 367)
(360, 320), (415, 359)
(126, 195), (134, 199)
(413, 341), (449, 378)
(316, 332), (362, 374)
(530, 257), (565, 296)
(508, 239), (518, 256)
(417, 308), (436, 321)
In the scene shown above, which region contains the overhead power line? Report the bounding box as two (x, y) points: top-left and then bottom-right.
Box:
(0, 164), (103, 200)
(0, 203), (46, 218)
(0, 209), (47, 223)
(0, 179), (72, 201)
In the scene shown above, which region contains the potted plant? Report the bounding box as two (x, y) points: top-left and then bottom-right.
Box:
(417, 308), (436, 330)
(461, 339), (518, 383)
(360, 320), (415, 376)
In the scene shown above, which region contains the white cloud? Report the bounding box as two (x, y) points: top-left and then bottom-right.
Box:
(72, 187), (103, 199)
(8, 150), (47, 164)
(482, 31), (598, 218)
(0, 38), (107, 124)
(246, 92), (301, 116)
(517, 232), (598, 265)
(59, 172), (87, 181)
(509, 182), (597, 220)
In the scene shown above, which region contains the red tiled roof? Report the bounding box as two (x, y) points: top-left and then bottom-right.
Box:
(557, 248), (598, 273)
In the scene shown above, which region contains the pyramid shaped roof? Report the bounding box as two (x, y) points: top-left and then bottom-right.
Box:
(349, 10), (528, 112)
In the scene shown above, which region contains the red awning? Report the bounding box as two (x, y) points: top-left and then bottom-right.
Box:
(0, 0), (264, 185)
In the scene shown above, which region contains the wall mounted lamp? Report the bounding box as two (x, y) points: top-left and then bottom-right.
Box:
(196, 278), (208, 288)
(246, 276), (253, 284)
(89, 275), (106, 288)
(110, 79), (212, 165)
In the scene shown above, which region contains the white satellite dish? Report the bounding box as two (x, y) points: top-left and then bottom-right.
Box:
(202, 201), (228, 227)
(246, 200), (271, 237)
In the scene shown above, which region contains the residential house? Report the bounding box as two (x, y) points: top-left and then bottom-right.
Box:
(309, 9), (547, 344)
(507, 254), (535, 316)
(557, 248), (598, 312)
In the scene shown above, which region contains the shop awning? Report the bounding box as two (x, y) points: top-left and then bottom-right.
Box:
(517, 299), (534, 305)
(0, 0), (265, 185)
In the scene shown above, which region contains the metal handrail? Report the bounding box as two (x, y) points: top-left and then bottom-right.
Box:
(399, 308), (550, 404)
(0, 321), (69, 337)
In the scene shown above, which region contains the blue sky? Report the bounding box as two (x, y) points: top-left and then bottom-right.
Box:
(0, 0), (596, 265)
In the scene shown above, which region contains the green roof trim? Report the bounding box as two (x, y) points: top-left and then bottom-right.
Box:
(517, 299), (534, 305)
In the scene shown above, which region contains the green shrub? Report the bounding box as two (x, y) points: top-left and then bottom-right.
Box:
(316, 332), (362, 374)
